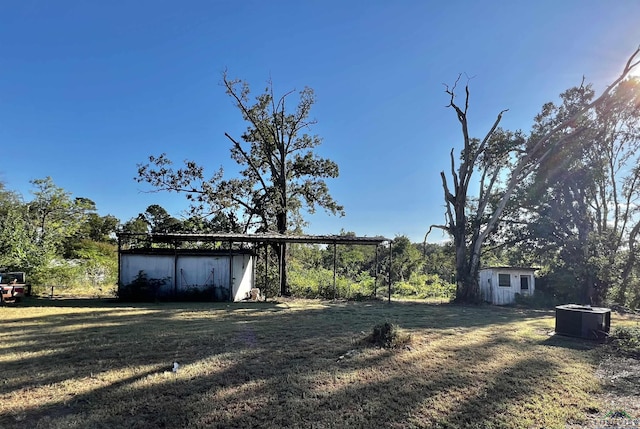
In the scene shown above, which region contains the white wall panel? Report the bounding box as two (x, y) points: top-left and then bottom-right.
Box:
(120, 254), (174, 295)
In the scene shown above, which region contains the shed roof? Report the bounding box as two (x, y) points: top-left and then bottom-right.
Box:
(480, 266), (538, 272)
(117, 232), (390, 246)
(119, 248), (255, 256)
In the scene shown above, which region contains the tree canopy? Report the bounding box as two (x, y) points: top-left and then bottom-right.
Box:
(137, 74), (344, 294)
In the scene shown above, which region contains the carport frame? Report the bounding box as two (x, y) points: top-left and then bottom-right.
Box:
(117, 232), (392, 301)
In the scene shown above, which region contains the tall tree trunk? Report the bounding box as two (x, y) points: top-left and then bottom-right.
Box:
(452, 225), (467, 301)
(453, 246), (482, 303)
(616, 221), (640, 304)
(276, 211), (288, 296)
(449, 173), (483, 304)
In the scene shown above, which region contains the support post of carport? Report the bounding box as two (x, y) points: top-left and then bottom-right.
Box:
(333, 241), (337, 300)
(388, 240), (392, 303)
(252, 243), (257, 299)
(278, 242), (284, 296)
(117, 234), (122, 293)
(264, 244), (268, 295)
(228, 241), (233, 302)
(173, 240), (178, 297)
(374, 245), (379, 298)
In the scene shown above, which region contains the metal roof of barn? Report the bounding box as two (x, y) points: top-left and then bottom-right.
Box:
(118, 247), (256, 255)
(117, 232), (390, 246)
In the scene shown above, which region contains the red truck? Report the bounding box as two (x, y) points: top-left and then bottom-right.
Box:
(0, 272), (30, 303)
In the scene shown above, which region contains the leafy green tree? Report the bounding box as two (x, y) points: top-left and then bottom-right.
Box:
(27, 178), (93, 254)
(181, 212), (241, 234)
(513, 78), (640, 305)
(121, 216), (149, 235)
(22, 178), (105, 288)
(0, 184), (34, 270)
(288, 239), (378, 299)
(137, 74), (344, 295)
(119, 214), (151, 249)
(81, 213), (119, 243)
(320, 231), (377, 279)
(389, 236), (423, 283)
(0, 179), (120, 291)
(140, 204), (182, 234)
(61, 198), (120, 257)
(68, 239), (118, 288)
(291, 243), (324, 271)
(120, 205), (180, 236)
(420, 242), (456, 284)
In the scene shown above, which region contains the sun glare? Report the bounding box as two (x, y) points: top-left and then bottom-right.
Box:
(627, 51), (640, 78)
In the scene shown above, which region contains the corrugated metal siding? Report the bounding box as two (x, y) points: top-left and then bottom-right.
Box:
(120, 252), (255, 301)
(120, 254), (175, 296)
(177, 256), (229, 291)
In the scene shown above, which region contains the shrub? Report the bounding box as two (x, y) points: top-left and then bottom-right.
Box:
(30, 261), (84, 288)
(514, 291), (561, 309)
(392, 273), (455, 300)
(288, 265), (377, 299)
(609, 326), (640, 357)
(367, 322), (411, 349)
(118, 271), (170, 302)
(26, 252), (117, 297)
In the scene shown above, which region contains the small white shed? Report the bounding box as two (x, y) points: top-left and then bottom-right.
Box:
(119, 249), (255, 302)
(479, 267), (536, 305)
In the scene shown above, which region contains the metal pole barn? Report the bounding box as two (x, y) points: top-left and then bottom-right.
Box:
(116, 233), (389, 302)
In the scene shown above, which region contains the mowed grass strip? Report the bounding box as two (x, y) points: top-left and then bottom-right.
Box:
(0, 299), (607, 428)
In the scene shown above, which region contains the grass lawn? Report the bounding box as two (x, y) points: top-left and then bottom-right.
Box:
(0, 298), (635, 428)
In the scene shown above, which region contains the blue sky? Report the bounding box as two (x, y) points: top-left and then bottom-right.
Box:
(2, 1), (640, 242)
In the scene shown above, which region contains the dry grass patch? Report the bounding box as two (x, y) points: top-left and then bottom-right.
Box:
(0, 298), (616, 428)
(588, 313), (640, 425)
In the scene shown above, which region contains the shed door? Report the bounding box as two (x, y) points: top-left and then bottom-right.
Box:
(520, 275), (530, 294)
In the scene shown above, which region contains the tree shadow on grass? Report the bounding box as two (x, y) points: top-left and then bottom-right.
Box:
(21, 296), (286, 310)
(17, 297), (554, 329)
(0, 301), (589, 428)
(541, 333), (603, 351)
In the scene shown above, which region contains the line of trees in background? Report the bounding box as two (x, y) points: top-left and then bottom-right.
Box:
(2, 174), (640, 308)
(3, 50), (640, 308)
(0, 177), (119, 293)
(273, 234), (456, 301)
(0, 179), (457, 300)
